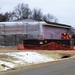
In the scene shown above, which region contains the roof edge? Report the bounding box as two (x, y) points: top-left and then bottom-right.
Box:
(45, 21), (71, 28)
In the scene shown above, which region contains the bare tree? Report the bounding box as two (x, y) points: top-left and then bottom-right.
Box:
(31, 9), (58, 22)
(43, 13), (58, 23)
(13, 3), (31, 20)
(0, 12), (16, 21)
(31, 9), (43, 20)
(1, 3), (58, 23)
(7, 12), (18, 21)
(0, 13), (8, 22)
(4, 12), (12, 21)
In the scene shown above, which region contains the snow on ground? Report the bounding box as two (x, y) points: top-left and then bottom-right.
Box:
(6, 52), (54, 63)
(0, 51), (55, 72)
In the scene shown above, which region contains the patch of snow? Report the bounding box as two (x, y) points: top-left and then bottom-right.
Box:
(6, 52), (54, 63)
(0, 51), (55, 71)
(13, 60), (25, 64)
(0, 60), (15, 68)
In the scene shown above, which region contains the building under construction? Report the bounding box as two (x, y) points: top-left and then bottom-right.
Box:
(0, 19), (72, 46)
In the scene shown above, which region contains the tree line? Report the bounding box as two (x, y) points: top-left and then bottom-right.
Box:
(0, 3), (58, 22)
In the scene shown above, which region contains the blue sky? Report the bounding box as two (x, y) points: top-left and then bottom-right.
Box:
(0, 0), (75, 27)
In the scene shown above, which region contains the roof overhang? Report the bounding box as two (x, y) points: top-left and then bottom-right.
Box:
(43, 23), (71, 29)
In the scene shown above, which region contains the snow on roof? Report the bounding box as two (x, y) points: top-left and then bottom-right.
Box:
(0, 19), (71, 29)
(0, 20), (46, 26)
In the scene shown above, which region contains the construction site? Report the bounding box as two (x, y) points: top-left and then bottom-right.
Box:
(0, 20), (74, 50)
(0, 21), (45, 46)
(0, 20), (75, 74)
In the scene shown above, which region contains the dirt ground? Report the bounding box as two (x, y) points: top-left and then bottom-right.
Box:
(0, 47), (17, 50)
(0, 47), (75, 55)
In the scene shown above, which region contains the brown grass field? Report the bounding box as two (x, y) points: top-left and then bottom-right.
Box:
(0, 47), (75, 72)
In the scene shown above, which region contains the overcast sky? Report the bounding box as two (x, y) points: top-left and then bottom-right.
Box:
(0, 0), (75, 27)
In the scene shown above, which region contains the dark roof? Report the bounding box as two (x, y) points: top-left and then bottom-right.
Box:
(45, 21), (71, 27)
(43, 21), (71, 29)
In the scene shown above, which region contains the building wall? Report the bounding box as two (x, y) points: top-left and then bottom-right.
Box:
(43, 25), (70, 39)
